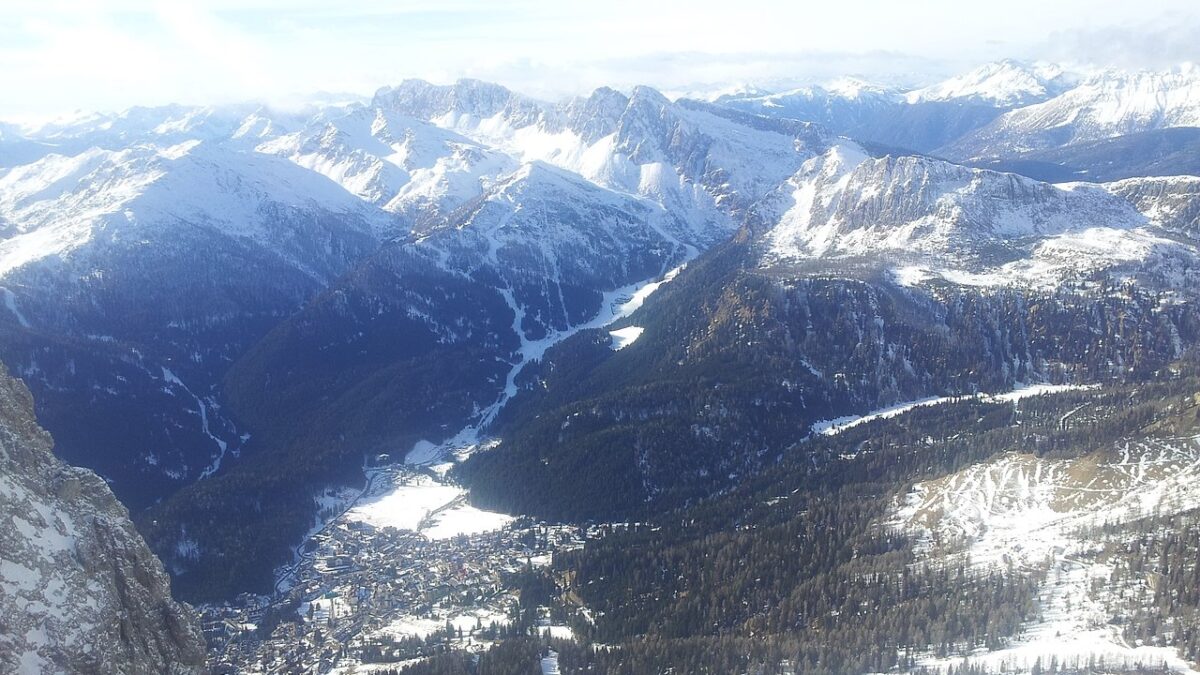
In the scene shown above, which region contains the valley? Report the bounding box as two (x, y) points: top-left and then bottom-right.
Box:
(4, 50), (1200, 674)
(199, 259), (687, 673)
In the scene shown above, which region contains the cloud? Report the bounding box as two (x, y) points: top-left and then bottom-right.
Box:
(0, 1), (1198, 118)
(1041, 12), (1200, 70)
(454, 50), (958, 101)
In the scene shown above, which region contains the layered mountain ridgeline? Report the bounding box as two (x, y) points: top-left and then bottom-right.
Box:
(715, 60), (1079, 154)
(129, 83), (838, 601)
(717, 82), (1006, 154)
(717, 63), (1200, 184)
(529, 359), (1200, 674)
(0, 364), (205, 674)
(940, 68), (1200, 161)
(3, 67), (1200, 614)
(459, 149), (1200, 521)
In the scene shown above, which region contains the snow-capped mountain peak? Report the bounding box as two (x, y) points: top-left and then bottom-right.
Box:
(825, 77), (900, 101)
(701, 82), (773, 102)
(0, 139), (391, 277)
(759, 145), (1197, 291)
(372, 78), (547, 133)
(944, 64), (1200, 158)
(906, 59), (1077, 106)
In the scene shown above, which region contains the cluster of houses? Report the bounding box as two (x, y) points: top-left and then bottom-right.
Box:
(201, 507), (590, 673)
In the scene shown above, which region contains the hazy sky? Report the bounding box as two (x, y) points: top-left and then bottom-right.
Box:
(2, 0), (1198, 119)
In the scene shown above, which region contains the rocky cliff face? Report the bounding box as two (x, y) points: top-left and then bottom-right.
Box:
(0, 364), (205, 674)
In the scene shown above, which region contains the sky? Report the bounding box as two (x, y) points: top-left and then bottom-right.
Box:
(2, 0), (1199, 120)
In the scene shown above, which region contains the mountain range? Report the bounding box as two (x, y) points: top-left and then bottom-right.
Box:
(2, 59), (1200, 673)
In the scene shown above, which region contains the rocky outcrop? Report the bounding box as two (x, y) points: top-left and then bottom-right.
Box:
(1107, 175), (1200, 241)
(0, 364), (205, 674)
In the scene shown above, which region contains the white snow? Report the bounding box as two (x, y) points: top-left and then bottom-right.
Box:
(404, 439), (440, 465)
(1, 287), (29, 327)
(297, 595), (352, 624)
(981, 65), (1200, 151)
(895, 430), (1200, 673)
(906, 60), (1073, 106)
(404, 260), (689, 469)
(0, 139), (391, 279)
(373, 608), (511, 640)
(422, 502), (514, 540)
(258, 107), (515, 219)
(539, 625), (574, 640)
(339, 470), (513, 541)
(812, 383), (1094, 436)
(328, 659), (428, 675)
(343, 475), (463, 532)
(608, 326), (644, 350)
(762, 147), (1196, 291)
(160, 367), (233, 480)
(889, 266), (931, 287)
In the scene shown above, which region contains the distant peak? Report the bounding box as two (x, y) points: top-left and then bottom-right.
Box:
(824, 77), (899, 100)
(587, 86), (630, 105)
(906, 59), (1076, 106)
(705, 82), (772, 102)
(628, 85), (671, 107)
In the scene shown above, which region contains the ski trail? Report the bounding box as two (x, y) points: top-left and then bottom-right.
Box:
(407, 254), (693, 466)
(161, 366), (232, 479)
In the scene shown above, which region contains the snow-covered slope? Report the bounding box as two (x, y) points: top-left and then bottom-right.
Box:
(372, 79), (832, 246)
(906, 59), (1078, 107)
(711, 62), (1079, 155)
(1106, 175), (1200, 240)
(0, 104), (312, 169)
(711, 62), (1200, 178)
(258, 105), (515, 231)
(713, 77), (1008, 154)
(758, 144), (1200, 291)
(895, 430), (1200, 673)
(944, 65), (1200, 159)
(402, 159), (689, 345)
(0, 139), (391, 276)
(0, 138), (388, 506)
(718, 81), (902, 116)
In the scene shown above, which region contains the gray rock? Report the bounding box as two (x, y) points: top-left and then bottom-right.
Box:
(0, 364), (206, 674)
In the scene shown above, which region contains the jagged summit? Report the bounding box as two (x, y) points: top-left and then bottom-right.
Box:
(372, 78), (547, 130)
(945, 65), (1200, 158)
(758, 144), (1197, 291)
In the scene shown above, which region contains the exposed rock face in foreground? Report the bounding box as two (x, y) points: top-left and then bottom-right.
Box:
(0, 364), (205, 674)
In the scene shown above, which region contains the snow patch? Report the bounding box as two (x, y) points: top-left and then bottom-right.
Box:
(608, 326), (644, 350)
(343, 475), (463, 532)
(896, 433), (1200, 673)
(812, 383), (1095, 436)
(422, 503), (515, 540)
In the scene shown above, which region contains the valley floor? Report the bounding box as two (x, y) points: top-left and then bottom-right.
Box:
(200, 460), (585, 674)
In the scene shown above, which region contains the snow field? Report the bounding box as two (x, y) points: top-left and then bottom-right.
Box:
(894, 430), (1200, 673)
